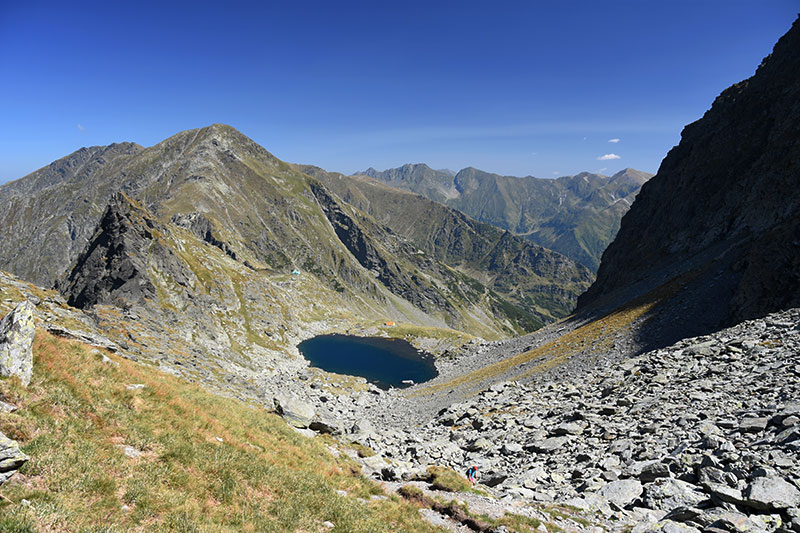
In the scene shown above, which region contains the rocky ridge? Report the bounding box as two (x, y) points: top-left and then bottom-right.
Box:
(300, 164), (594, 325)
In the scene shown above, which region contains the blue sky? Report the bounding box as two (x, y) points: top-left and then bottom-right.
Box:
(0, 1), (797, 182)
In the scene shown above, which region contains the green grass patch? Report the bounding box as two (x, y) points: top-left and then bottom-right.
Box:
(427, 466), (472, 493)
(350, 442), (376, 458)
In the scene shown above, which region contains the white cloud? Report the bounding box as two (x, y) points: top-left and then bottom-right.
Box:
(552, 171), (560, 175)
(597, 153), (621, 160)
(530, 152), (538, 156)
(598, 167), (608, 173)
(608, 138), (620, 143)
(77, 123), (86, 132)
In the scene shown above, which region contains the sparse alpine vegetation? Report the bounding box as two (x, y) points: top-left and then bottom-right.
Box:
(0, 329), (443, 532)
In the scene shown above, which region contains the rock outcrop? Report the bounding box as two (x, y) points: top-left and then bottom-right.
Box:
(0, 300), (35, 386)
(0, 431), (29, 484)
(578, 17), (800, 336)
(58, 193), (169, 309)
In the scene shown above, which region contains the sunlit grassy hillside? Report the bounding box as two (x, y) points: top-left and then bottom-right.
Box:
(0, 331), (441, 532)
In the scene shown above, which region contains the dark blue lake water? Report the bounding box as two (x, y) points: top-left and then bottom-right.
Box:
(297, 334), (438, 389)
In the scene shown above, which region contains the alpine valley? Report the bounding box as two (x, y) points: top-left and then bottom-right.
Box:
(0, 14), (798, 533)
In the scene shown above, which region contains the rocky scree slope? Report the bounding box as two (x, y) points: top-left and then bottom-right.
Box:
(299, 164), (594, 325)
(330, 308), (800, 533)
(579, 15), (800, 335)
(359, 164), (652, 271)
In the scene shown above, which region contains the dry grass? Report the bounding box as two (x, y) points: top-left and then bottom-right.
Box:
(378, 323), (475, 347)
(411, 274), (695, 397)
(426, 466), (474, 493)
(0, 331), (443, 532)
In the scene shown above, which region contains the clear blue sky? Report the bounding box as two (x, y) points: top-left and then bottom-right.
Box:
(1, 1), (797, 182)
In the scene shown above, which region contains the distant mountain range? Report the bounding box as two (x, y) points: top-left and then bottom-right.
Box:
(296, 165), (592, 325)
(357, 165), (652, 271)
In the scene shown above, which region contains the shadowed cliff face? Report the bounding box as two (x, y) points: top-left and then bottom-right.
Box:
(60, 193), (164, 309)
(578, 16), (800, 332)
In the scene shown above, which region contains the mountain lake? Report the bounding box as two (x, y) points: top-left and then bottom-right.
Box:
(297, 334), (438, 389)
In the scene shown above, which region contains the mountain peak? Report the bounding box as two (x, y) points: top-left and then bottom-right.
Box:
(579, 15), (800, 330)
(609, 168), (653, 184)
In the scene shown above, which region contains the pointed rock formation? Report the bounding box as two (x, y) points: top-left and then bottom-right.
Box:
(59, 192), (186, 309)
(0, 300), (35, 386)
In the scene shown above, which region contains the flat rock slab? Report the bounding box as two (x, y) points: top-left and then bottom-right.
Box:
(529, 436), (568, 453)
(274, 394), (315, 428)
(744, 476), (800, 510)
(739, 417), (769, 433)
(644, 478), (708, 511)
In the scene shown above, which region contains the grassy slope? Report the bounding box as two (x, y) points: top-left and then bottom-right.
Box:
(410, 273), (692, 398)
(0, 331), (442, 532)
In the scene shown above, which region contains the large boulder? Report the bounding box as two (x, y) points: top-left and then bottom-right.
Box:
(0, 301), (35, 386)
(598, 479), (643, 509)
(743, 476), (800, 511)
(273, 394), (315, 428)
(309, 416), (344, 436)
(0, 431), (29, 484)
(644, 478), (708, 511)
(350, 418), (376, 436)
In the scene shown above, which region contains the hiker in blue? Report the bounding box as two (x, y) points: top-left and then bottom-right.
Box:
(466, 465), (478, 485)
